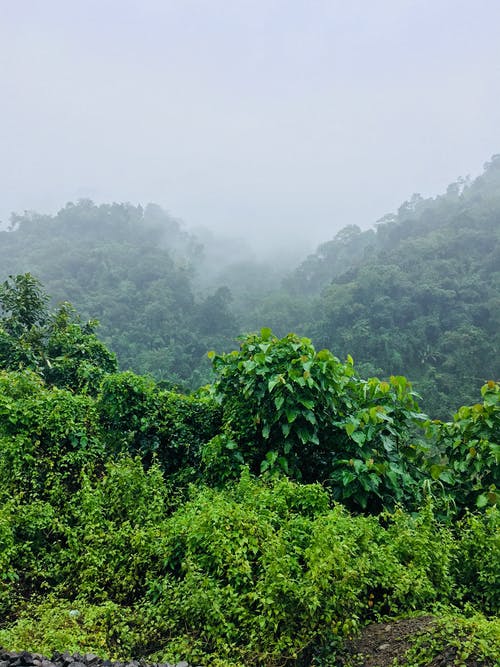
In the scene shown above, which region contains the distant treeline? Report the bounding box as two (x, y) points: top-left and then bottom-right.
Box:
(1, 155), (499, 417)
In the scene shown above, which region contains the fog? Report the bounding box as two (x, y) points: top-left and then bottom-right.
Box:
(1, 1), (500, 255)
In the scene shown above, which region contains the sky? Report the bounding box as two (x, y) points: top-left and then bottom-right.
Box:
(1, 0), (500, 253)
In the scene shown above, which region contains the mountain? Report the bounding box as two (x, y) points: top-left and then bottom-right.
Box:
(1, 157), (499, 416)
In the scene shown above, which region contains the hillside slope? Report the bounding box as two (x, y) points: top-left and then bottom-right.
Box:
(1, 157), (499, 415)
(280, 156), (500, 416)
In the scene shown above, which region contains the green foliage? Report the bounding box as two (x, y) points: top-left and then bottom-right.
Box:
(0, 273), (49, 335)
(0, 370), (103, 502)
(0, 499), (19, 613)
(208, 330), (426, 512)
(287, 158), (500, 418)
(0, 274), (117, 394)
(97, 371), (222, 477)
(43, 303), (118, 394)
(57, 458), (172, 605)
(396, 612), (500, 667)
(1, 467), (484, 665)
(0, 597), (135, 659)
(0, 255), (498, 665)
(424, 380), (500, 511)
(452, 507), (499, 614)
(2, 158), (500, 415)
(0, 202), (237, 388)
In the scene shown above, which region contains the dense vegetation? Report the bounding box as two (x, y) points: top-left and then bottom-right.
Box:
(1, 156), (499, 417)
(0, 275), (498, 666)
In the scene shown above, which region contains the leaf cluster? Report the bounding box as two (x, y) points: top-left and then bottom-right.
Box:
(207, 330), (426, 512)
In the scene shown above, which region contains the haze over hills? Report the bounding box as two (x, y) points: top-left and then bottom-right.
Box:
(0, 155), (499, 417)
(2, 5), (500, 664)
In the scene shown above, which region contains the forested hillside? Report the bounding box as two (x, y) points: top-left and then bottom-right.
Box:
(267, 156), (500, 417)
(0, 157), (499, 417)
(0, 276), (498, 666)
(0, 202), (239, 388)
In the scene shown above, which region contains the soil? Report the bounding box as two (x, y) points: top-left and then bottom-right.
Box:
(335, 615), (494, 667)
(337, 616), (435, 666)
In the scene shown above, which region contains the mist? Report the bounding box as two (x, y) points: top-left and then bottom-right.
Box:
(1, 1), (500, 253)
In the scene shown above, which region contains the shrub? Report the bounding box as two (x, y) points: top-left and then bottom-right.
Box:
(424, 380), (500, 512)
(97, 371), (222, 478)
(208, 329), (426, 512)
(452, 507), (500, 614)
(397, 612), (500, 667)
(0, 370), (103, 501)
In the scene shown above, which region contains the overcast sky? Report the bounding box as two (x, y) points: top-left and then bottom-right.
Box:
(1, 0), (500, 252)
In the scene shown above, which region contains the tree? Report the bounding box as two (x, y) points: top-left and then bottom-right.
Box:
(0, 274), (117, 394)
(0, 273), (48, 335)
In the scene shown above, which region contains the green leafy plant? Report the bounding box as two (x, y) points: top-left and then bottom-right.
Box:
(425, 380), (500, 511)
(396, 612), (500, 666)
(207, 329), (426, 511)
(0, 274), (117, 394)
(452, 507), (499, 613)
(0, 369), (103, 502)
(97, 371), (221, 477)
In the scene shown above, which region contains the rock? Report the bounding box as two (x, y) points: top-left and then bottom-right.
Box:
(377, 643), (391, 651)
(0, 651), (194, 667)
(60, 654), (73, 667)
(83, 657), (99, 666)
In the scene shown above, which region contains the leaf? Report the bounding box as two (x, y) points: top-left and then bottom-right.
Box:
(260, 327), (272, 341)
(268, 377), (280, 393)
(381, 435), (394, 453)
(304, 410), (317, 425)
(277, 456), (289, 473)
(265, 450), (278, 464)
(430, 464), (444, 480)
(345, 421), (357, 437)
(476, 493), (488, 508)
(351, 431), (366, 445)
(439, 471), (454, 484)
(341, 470), (356, 486)
(352, 459), (365, 473)
(297, 427), (311, 444)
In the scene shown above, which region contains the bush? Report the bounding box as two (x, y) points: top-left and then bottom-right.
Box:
(97, 371), (222, 478)
(3, 458), (497, 665)
(397, 612), (500, 667)
(424, 380), (500, 512)
(208, 329), (426, 512)
(0, 370), (103, 501)
(452, 507), (500, 614)
(0, 596), (137, 659)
